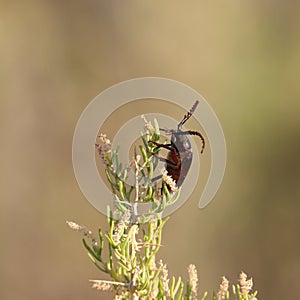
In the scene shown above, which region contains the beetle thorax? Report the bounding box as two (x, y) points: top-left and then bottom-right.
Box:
(171, 132), (192, 152)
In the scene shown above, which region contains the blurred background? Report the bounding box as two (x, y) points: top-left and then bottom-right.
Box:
(1, 1), (300, 299)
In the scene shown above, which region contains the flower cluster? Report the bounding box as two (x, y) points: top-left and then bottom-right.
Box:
(217, 276), (229, 300)
(160, 260), (170, 296)
(188, 264), (198, 300)
(162, 170), (178, 192)
(141, 114), (154, 132)
(239, 272), (254, 297)
(66, 221), (94, 239)
(95, 133), (111, 167)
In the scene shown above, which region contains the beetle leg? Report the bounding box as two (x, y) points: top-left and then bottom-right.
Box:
(159, 128), (174, 134)
(152, 174), (162, 182)
(149, 141), (174, 151)
(154, 155), (178, 166)
(148, 141), (179, 170)
(148, 141), (178, 166)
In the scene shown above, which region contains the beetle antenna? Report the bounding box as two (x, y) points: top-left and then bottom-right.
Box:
(178, 100), (199, 130)
(159, 128), (173, 134)
(181, 130), (205, 153)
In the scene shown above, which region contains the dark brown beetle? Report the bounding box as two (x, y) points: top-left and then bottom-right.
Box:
(151, 101), (205, 188)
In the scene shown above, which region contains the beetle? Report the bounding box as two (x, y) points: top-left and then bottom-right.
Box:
(150, 100), (205, 188)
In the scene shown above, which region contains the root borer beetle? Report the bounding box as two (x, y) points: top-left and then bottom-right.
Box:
(151, 100), (205, 188)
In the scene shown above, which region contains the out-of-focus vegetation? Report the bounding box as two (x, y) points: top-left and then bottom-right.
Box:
(0, 1), (299, 299)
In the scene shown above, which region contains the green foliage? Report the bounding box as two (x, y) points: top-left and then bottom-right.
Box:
(69, 117), (259, 299)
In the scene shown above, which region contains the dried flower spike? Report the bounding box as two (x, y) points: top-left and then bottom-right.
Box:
(188, 264), (198, 298)
(159, 260), (170, 296)
(141, 114), (154, 131)
(66, 221), (94, 240)
(239, 271), (253, 296)
(98, 133), (111, 147)
(217, 276), (229, 300)
(162, 170), (178, 192)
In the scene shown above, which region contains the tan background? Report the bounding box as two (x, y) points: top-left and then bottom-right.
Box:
(1, 1), (300, 299)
